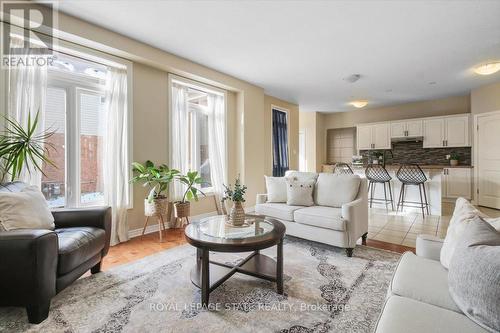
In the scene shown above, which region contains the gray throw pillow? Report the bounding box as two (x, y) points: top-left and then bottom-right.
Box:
(285, 178), (315, 206)
(448, 216), (500, 333)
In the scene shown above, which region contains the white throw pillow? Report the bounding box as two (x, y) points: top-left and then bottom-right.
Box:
(265, 176), (287, 203)
(286, 178), (315, 206)
(440, 197), (500, 269)
(284, 170), (319, 182)
(0, 185), (55, 231)
(314, 173), (361, 208)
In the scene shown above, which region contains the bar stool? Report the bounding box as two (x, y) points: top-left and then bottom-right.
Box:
(396, 164), (430, 218)
(334, 162), (353, 175)
(365, 164), (394, 211)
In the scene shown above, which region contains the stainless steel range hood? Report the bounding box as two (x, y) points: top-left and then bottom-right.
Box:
(391, 136), (424, 142)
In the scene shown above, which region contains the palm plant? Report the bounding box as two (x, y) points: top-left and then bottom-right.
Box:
(130, 160), (179, 203)
(0, 111), (56, 182)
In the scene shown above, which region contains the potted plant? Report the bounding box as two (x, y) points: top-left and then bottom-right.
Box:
(174, 171), (205, 219)
(222, 176), (248, 226)
(130, 160), (178, 217)
(0, 111), (56, 181)
(449, 153), (460, 166)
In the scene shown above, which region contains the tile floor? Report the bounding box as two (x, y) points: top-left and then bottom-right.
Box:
(368, 208), (450, 248)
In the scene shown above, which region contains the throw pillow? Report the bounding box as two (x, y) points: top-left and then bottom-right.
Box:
(440, 197), (499, 269)
(284, 170), (319, 183)
(265, 176), (287, 203)
(314, 173), (361, 207)
(0, 185), (55, 231)
(286, 178), (315, 206)
(448, 217), (500, 332)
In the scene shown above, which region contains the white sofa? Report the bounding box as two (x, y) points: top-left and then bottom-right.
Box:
(374, 235), (488, 333)
(255, 171), (368, 257)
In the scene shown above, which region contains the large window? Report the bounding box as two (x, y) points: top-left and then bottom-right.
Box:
(188, 100), (211, 189)
(272, 108), (289, 176)
(41, 53), (108, 208)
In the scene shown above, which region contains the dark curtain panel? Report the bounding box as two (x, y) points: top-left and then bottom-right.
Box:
(272, 109), (289, 176)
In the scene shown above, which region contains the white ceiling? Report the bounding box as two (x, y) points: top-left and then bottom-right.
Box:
(57, 0), (500, 112)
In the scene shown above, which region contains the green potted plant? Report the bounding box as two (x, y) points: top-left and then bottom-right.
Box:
(222, 176), (248, 226)
(449, 153), (460, 166)
(174, 171), (205, 219)
(0, 111), (56, 181)
(130, 160), (179, 217)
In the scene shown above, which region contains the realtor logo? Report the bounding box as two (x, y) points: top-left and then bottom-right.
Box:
(1, 1), (57, 67)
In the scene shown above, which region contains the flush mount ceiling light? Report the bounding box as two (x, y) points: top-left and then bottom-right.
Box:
(473, 62), (500, 75)
(350, 100), (368, 108)
(343, 74), (362, 83)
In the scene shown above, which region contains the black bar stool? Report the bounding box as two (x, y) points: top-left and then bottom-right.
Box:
(365, 164), (394, 211)
(334, 162), (353, 175)
(396, 164), (430, 218)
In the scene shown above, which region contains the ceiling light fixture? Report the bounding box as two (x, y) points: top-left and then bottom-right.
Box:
(350, 100), (368, 108)
(474, 62), (500, 75)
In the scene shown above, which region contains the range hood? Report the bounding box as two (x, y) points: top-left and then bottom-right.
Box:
(391, 136), (423, 142)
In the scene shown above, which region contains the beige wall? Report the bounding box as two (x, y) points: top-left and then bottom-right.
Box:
(264, 96), (299, 175)
(323, 95), (470, 129)
(4, 9), (299, 231)
(298, 111), (326, 172)
(471, 81), (500, 115)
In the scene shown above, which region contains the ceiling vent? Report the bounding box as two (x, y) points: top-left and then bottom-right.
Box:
(343, 74), (362, 83)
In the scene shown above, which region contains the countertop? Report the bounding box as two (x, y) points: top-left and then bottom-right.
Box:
(324, 163), (473, 170)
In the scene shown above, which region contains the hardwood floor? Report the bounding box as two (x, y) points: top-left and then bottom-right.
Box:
(100, 229), (413, 272)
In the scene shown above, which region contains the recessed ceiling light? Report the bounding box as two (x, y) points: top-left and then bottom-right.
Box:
(474, 62), (500, 75)
(350, 100), (368, 108)
(428, 81), (437, 85)
(385, 89), (393, 93)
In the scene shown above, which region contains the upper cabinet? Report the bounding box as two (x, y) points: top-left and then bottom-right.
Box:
(423, 114), (470, 148)
(357, 123), (390, 150)
(390, 120), (423, 138)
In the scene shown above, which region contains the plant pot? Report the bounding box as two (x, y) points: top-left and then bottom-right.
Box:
(230, 201), (246, 226)
(450, 159), (459, 166)
(144, 197), (168, 217)
(174, 201), (191, 218)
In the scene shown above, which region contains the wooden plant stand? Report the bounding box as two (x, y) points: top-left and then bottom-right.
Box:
(141, 214), (167, 242)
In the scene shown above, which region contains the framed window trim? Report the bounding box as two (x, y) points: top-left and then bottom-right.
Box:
(168, 74), (228, 196)
(271, 105), (290, 174)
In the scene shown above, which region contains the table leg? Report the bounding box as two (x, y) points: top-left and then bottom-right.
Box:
(201, 248), (210, 306)
(277, 239), (284, 294)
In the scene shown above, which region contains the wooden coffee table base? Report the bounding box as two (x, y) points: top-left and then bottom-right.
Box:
(190, 240), (284, 306)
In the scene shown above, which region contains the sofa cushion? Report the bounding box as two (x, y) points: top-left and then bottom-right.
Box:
(293, 206), (346, 231)
(255, 203), (303, 221)
(389, 251), (460, 313)
(448, 218), (500, 333)
(284, 170), (318, 182)
(374, 296), (488, 333)
(265, 176), (287, 203)
(314, 173), (361, 208)
(286, 178), (315, 206)
(56, 227), (106, 275)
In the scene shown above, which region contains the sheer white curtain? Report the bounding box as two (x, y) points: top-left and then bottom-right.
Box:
(207, 93), (226, 212)
(103, 67), (129, 245)
(7, 37), (48, 186)
(170, 83), (190, 201)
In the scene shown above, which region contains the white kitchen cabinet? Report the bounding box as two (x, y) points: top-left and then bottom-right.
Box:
(442, 168), (471, 199)
(390, 120), (422, 138)
(423, 118), (445, 148)
(357, 123), (390, 150)
(423, 115), (470, 148)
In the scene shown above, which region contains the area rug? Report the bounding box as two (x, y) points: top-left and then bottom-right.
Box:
(0, 237), (401, 333)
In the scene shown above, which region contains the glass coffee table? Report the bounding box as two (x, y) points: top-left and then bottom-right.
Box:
(184, 215), (286, 306)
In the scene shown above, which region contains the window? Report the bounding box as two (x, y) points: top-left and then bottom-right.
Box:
(188, 97), (211, 189)
(272, 108), (289, 176)
(41, 52), (108, 208)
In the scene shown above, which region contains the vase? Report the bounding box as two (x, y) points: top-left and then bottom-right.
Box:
(450, 159), (459, 166)
(230, 201), (245, 226)
(174, 201), (191, 218)
(144, 197), (168, 217)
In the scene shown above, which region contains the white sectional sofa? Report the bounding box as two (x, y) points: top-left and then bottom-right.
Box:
(255, 171), (368, 256)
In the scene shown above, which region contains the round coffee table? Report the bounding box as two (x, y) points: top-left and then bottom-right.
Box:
(184, 215), (286, 306)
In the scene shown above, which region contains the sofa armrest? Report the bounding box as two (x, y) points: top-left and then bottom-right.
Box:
(0, 230), (58, 307)
(256, 194), (268, 204)
(342, 197), (368, 248)
(52, 207), (112, 256)
(416, 234), (444, 261)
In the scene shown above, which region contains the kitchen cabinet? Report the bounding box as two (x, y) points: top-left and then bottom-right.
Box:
(423, 115), (470, 148)
(357, 123), (390, 150)
(390, 120), (422, 138)
(442, 168), (471, 199)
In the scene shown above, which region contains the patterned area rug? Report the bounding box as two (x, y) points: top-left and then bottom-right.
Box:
(0, 237), (401, 333)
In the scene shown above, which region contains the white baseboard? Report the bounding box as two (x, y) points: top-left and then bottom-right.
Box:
(128, 211), (219, 238)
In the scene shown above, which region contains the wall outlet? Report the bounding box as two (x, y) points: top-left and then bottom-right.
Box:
(446, 154), (451, 160)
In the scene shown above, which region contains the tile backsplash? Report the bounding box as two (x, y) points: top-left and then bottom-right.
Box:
(360, 141), (471, 165)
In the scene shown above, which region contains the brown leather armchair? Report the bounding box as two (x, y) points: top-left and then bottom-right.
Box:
(0, 182), (112, 324)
